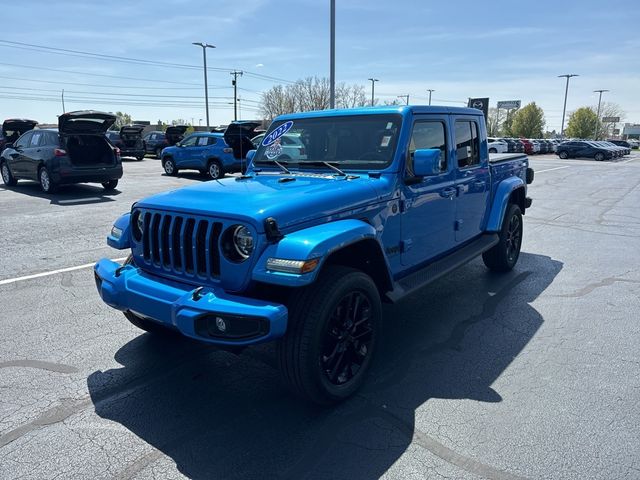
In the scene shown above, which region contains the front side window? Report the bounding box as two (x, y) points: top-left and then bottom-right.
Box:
(253, 114), (402, 171)
(406, 121), (447, 176)
(180, 135), (198, 147)
(30, 132), (43, 147)
(455, 120), (480, 168)
(15, 132), (32, 148)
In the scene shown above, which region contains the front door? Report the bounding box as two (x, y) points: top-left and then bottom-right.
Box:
(401, 118), (456, 267)
(453, 118), (490, 243)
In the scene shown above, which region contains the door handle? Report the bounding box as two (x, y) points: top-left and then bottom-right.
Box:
(440, 187), (456, 198)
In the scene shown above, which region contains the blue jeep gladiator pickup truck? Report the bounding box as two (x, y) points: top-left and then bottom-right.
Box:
(95, 106), (533, 404)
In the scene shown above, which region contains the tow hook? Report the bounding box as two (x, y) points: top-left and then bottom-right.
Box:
(192, 287), (205, 301)
(114, 266), (126, 277)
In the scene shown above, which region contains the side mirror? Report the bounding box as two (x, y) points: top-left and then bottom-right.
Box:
(413, 149), (442, 176)
(246, 149), (256, 163)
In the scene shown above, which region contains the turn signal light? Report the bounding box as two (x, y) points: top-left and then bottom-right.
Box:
(266, 257), (320, 274)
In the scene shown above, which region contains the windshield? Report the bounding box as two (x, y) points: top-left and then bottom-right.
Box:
(253, 114), (402, 171)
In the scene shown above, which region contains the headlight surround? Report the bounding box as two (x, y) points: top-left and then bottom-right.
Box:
(131, 210), (144, 242)
(233, 225), (254, 259)
(222, 224), (254, 262)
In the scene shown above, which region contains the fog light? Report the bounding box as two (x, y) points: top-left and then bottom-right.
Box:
(215, 316), (227, 332)
(266, 257), (320, 274)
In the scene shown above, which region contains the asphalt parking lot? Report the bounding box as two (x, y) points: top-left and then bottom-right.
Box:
(1, 152), (639, 480)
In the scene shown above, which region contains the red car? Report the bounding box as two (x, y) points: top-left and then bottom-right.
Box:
(519, 138), (534, 154)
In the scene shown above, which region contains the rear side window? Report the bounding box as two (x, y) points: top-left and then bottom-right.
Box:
(196, 136), (209, 146)
(30, 132), (43, 147)
(455, 120), (480, 168)
(42, 132), (58, 146)
(207, 137), (218, 146)
(406, 121), (447, 176)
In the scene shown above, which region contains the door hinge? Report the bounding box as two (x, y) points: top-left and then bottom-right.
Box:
(400, 239), (413, 252)
(454, 219), (464, 231)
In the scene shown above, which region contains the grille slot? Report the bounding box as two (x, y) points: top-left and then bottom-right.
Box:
(138, 211), (222, 280)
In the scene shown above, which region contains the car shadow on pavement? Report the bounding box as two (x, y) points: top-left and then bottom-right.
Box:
(0, 182), (120, 205)
(87, 252), (562, 480)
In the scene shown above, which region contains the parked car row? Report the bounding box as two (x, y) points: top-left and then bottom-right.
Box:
(488, 137), (564, 155)
(556, 140), (631, 161)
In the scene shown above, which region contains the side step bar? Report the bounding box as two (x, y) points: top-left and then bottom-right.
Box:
(386, 233), (499, 303)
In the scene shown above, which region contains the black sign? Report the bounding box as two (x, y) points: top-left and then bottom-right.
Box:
(467, 97), (489, 118)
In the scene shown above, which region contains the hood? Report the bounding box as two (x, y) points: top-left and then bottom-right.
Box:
(58, 110), (116, 134)
(136, 173), (391, 232)
(2, 119), (38, 136)
(120, 125), (144, 135)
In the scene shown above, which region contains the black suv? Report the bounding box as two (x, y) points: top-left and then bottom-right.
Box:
(556, 141), (613, 161)
(106, 125), (145, 161)
(0, 111), (122, 193)
(1, 119), (37, 153)
(142, 125), (187, 158)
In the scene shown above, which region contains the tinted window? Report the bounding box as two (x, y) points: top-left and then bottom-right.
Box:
(407, 121), (447, 176)
(15, 132), (32, 148)
(180, 136), (198, 147)
(207, 137), (218, 146)
(42, 131), (58, 146)
(455, 120), (480, 168)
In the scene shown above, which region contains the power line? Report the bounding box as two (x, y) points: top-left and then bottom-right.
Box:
(0, 85), (236, 100)
(0, 74), (219, 90)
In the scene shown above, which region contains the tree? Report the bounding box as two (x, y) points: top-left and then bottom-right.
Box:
(592, 101), (625, 139)
(565, 107), (599, 139)
(260, 77), (368, 119)
(502, 110), (515, 137)
(111, 111), (132, 130)
(510, 102), (545, 138)
(486, 107), (500, 136)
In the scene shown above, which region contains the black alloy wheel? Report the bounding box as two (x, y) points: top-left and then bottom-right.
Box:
(102, 179), (119, 190)
(482, 203), (523, 272)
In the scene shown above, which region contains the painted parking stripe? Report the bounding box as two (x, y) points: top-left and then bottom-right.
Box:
(0, 257), (128, 286)
(535, 166), (570, 173)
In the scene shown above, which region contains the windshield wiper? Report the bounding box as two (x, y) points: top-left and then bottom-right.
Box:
(255, 158), (291, 174)
(301, 161), (347, 176)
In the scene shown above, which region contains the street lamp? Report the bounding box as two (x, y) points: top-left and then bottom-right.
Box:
(192, 42), (216, 128)
(558, 74), (578, 137)
(368, 78), (378, 106)
(426, 89), (435, 105)
(593, 89), (609, 140)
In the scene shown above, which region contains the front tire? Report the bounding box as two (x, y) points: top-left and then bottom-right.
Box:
(1, 161), (17, 186)
(277, 266), (382, 405)
(558, 150), (569, 159)
(489, 148), (497, 154)
(594, 152), (605, 161)
(207, 160), (223, 180)
(163, 157), (177, 176)
(38, 166), (57, 193)
(483, 203), (523, 272)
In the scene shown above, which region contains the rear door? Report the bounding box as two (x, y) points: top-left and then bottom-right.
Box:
(400, 117), (456, 266)
(23, 131), (47, 179)
(453, 117), (490, 243)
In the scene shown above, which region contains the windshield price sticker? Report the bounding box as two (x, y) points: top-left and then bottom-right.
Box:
(262, 121), (294, 146)
(265, 140), (283, 159)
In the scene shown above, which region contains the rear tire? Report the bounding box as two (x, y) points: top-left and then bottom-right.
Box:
(277, 266), (382, 405)
(489, 148), (497, 154)
(38, 166), (57, 193)
(558, 150), (569, 159)
(483, 203), (523, 272)
(163, 157), (177, 176)
(594, 152), (605, 161)
(155, 147), (163, 159)
(102, 179), (118, 190)
(137, 155), (145, 161)
(1, 161), (17, 186)
(207, 160), (223, 180)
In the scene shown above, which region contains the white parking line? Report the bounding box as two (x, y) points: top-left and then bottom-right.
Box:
(0, 257), (128, 286)
(535, 166), (570, 173)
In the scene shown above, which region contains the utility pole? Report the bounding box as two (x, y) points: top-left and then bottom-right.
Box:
(398, 94), (409, 105)
(368, 78), (378, 106)
(426, 89), (435, 105)
(61, 89), (65, 113)
(230, 71), (243, 121)
(192, 42), (216, 128)
(558, 74), (578, 137)
(329, 0), (335, 108)
(593, 89), (609, 140)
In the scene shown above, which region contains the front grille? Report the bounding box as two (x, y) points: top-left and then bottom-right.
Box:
(141, 212), (222, 279)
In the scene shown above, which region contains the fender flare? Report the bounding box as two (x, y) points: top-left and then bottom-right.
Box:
(107, 212), (131, 249)
(252, 219), (383, 287)
(486, 177), (525, 232)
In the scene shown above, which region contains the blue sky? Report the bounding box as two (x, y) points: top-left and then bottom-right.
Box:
(1, 0), (638, 131)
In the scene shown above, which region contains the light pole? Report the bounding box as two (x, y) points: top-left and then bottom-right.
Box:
(199, 119), (203, 126)
(398, 95), (409, 105)
(426, 89), (435, 105)
(593, 89), (609, 140)
(558, 74), (578, 137)
(192, 42), (216, 128)
(329, 0), (336, 108)
(368, 78), (378, 106)
(230, 71), (243, 121)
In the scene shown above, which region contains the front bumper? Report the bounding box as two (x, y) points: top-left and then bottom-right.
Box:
(94, 258), (288, 346)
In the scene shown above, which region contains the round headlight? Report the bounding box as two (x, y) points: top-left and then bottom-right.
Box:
(233, 225), (254, 259)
